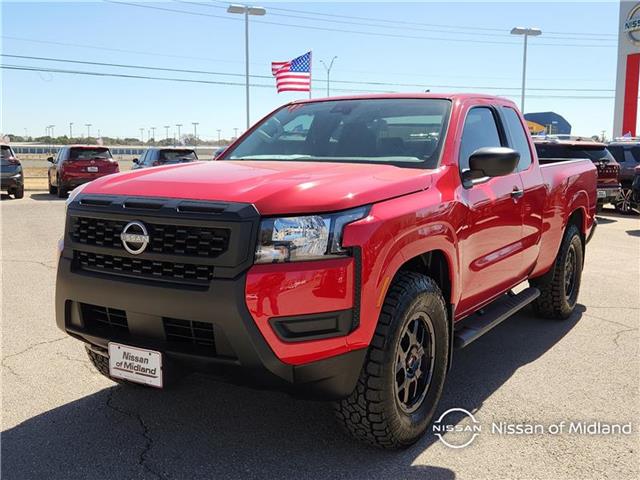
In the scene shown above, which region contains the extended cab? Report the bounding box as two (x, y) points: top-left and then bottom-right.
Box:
(55, 94), (597, 448)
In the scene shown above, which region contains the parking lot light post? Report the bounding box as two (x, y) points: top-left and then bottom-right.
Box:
(192, 122), (199, 145)
(69, 122), (73, 139)
(510, 27), (542, 114)
(164, 125), (170, 144)
(85, 123), (92, 139)
(176, 124), (183, 145)
(151, 127), (156, 144)
(320, 56), (338, 97)
(227, 4), (266, 130)
(139, 128), (144, 144)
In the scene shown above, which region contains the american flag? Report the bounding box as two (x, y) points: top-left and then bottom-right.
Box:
(271, 52), (312, 93)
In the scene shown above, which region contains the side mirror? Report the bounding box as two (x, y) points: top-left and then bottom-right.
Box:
(47, 156), (54, 163)
(465, 147), (519, 184)
(132, 158), (139, 164)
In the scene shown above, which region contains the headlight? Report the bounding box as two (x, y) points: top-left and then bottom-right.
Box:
(255, 206), (368, 264)
(65, 182), (90, 207)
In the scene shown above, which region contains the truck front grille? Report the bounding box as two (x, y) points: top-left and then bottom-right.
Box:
(66, 196), (259, 285)
(71, 217), (230, 258)
(75, 251), (214, 286)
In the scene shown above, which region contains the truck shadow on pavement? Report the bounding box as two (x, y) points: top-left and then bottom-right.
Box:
(2, 306), (581, 480)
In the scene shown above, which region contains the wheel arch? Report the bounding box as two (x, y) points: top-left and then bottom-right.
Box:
(394, 249), (455, 371)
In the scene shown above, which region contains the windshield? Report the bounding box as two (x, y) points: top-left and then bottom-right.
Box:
(1, 145), (15, 163)
(69, 147), (112, 160)
(223, 98), (451, 168)
(535, 144), (614, 163)
(159, 150), (198, 162)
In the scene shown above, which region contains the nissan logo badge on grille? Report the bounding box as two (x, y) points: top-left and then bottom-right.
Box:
(120, 221), (149, 255)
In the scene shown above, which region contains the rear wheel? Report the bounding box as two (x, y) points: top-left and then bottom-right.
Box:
(334, 272), (449, 449)
(57, 183), (67, 198)
(615, 187), (636, 214)
(13, 185), (24, 199)
(532, 224), (583, 320)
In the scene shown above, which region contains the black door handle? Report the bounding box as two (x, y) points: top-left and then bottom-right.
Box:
(511, 187), (524, 199)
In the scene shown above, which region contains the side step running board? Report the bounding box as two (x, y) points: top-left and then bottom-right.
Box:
(454, 287), (540, 349)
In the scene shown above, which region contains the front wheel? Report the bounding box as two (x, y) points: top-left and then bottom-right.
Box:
(532, 224), (583, 320)
(13, 185), (24, 199)
(334, 272), (449, 449)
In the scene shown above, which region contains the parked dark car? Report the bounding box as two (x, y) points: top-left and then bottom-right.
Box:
(48, 145), (119, 198)
(1, 144), (24, 199)
(132, 148), (198, 170)
(607, 139), (640, 214)
(533, 138), (620, 211)
(632, 165), (640, 204)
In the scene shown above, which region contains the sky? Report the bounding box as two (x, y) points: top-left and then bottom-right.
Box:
(0, 0), (629, 141)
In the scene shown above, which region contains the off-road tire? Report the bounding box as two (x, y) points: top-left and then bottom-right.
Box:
(532, 224), (583, 320)
(334, 272), (449, 449)
(57, 184), (67, 198)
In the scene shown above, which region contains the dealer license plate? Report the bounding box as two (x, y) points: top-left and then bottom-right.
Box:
(87, 166), (99, 172)
(597, 190), (606, 199)
(108, 343), (163, 388)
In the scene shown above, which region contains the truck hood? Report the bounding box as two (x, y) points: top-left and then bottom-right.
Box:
(83, 160), (432, 215)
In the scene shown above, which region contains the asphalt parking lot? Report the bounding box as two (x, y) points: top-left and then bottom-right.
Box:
(1, 192), (639, 480)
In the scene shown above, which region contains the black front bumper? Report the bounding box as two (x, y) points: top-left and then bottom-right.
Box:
(1, 172), (23, 191)
(55, 196), (365, 399)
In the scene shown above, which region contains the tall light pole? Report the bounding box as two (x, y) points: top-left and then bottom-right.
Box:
(164, 125), (170, 143)
(217, 129), (221, 143)
(151, 127), (156, 144)
(234, 127), (239, 139)
(510, 27), (542, 114)
(176, 124), (183, 144)
(139, 128), (144, 143)
(192, 122), (199, 145)
(69, 122), (74, 139)
(85, 123), (92, 139)
(320, 56), (338, 97)
(227, 4), (266, 130)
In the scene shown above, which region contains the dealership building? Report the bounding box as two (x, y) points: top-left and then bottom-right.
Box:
(614, 1), (640, 137)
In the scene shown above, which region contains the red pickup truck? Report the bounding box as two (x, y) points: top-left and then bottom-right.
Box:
(56, 94), (597, 448)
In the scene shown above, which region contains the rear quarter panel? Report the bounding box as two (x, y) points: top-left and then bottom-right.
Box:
(531, 160), (597, 278)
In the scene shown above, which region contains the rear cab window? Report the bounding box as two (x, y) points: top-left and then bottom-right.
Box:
(501, 107), (532, 171)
